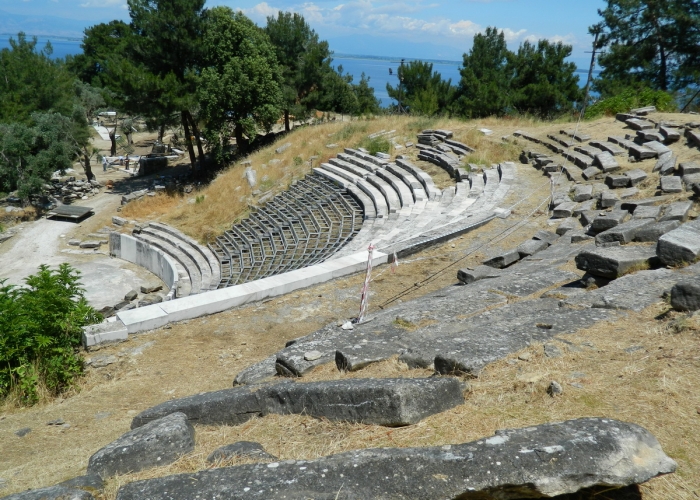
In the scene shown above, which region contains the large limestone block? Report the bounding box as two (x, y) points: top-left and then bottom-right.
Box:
(115, 418), (676, 500)
(483, 249), (520, 268)
(516, 238), (550, 257)
(457, 265), (502, 284)
(88, 412), (195, 478)
(671, 280), (700, 311)
(634, 220), (681, 242)
(590, 210), (629, 234)
(595, 219), (654, 245)
(657, 219), (700, 266)
(575, 245), (658, 278)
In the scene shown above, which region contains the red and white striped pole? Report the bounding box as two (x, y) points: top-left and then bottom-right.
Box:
(357, 243), (375, 323)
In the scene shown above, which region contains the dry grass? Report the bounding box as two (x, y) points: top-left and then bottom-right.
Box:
(120, 114), (536, 243)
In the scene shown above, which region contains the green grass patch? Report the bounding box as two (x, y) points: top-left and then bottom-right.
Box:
(359, 136), (391, 156)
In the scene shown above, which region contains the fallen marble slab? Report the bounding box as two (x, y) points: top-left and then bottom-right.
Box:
(88, 412), (195, 479)
(575, 244), (658, 278)
(660, 201), (692, 222)
(595, 219), (654, 245)
(115, 418), (676, 500)
(457, 265), (502, 284)
(132, 378), (464, 429)
(634, 220), (681, 242)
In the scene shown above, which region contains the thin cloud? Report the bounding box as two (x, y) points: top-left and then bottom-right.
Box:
(80, 0), (127, 8)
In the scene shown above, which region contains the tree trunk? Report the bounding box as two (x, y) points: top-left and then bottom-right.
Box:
(159, 123), (166, 143)
(659, 44), (667, 91)
(234, 122), (246, 156)
(83, 152), (95, 181)
(181, 111), (197, 169)
(284, 109), (290, 132)
(185, 110), (205, 168)
(109, 130), (117, 157)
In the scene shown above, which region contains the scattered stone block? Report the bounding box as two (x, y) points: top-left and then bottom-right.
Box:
(626, 118), (654, 130)
(637, 130), (664, 142)
(644, 140), (670, 156)
(573, 199), (595, 216)
(571, 231), (594, 243)
(114, 418), (677, 500)
(679, 162), (700, 176)
(660, 176), (683, 193)
(659, 201), (693, 222)
(68, 239), (81, 246)
(628, 144), (657, 160)
(552, 201), (577, 219)
(594, 152), (620, 172)
(582, 166), (600, 180)
(483, 250), (520, 268)
(112, 216), (127, 226)
(532, 230), (559, 245)
(516, 239), (550, 257)
(578, 210), (598, 227)
(275, 142), (291, 154)
(671, 280), (700, 311)
(556, 218), (578, 235)
(124, 289), (138, 301)
(206, 442), (277, 464)
(657, 219), (700, 266)
(653, 152), (675, 174)
(683, 172), (700, 188)
(2, 485), (95, 499)
(600, 191), (618, 208)
(595, 219), (653, 245)
(88, 412), (195, 478)
(457, 265), (502, 284)
(660, 126), (681, 143)
(140, 284), (162, 294)
(634, 220), (681, 242)
(572, 184), (593, 202)
(138, 294), (163, 307)
(626, 168), (648, 186)
(632, 205), (661, 220)
(79, 240), (100, 249)
(575, 245), (657, 278)
(606, 174), (629, 188)
(590, 210), (630, 234)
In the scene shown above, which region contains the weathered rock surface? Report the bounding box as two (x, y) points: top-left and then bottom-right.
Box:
(57, 475), (104, 494)
(206, 442), (277, 464)
(483, 249), (520, 268)
(671, 280), (700, 311)
(626, 168), (648, 186)
(657, 219), (700, 266)
(632, 205), (661, 220)
(115, 418), (676, 500)
(573, 184), (593, 202)
(659, 201), (692, 222)
(553, 201), (578, 219)
(533, 229), (560, 244)
(575, 245), (657, 278)
(88, 412), (195, 478)
(133, 379), (464, 429)
(590, 210), (630, 234)
(660, 176), (683, 193)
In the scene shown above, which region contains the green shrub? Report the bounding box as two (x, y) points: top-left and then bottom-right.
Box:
(0, 263), (101, 405)
(359, 136), (391, 156)
(335, 123), (368, 141)
(585, 87), (677, 119)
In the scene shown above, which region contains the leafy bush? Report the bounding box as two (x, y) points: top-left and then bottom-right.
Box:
(359, 136), (391, 156)
(585, 87), (677, 119)
(0, 264), (101, 405)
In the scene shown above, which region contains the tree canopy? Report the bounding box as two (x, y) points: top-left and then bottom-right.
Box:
(386, 60), (454, 116)
(592, 0), (700, 95)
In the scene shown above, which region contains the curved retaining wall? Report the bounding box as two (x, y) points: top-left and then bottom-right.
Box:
(109, 233), (178, 300)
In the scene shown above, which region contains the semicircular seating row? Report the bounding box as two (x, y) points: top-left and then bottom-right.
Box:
(127, 147), (508, 295)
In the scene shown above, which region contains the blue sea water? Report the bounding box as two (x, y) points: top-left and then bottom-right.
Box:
(0, 36), (593, 107)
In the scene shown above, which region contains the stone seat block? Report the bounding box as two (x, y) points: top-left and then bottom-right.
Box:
(457, 265), (502, 284)
(657, 219), (700, 266)
(595, 219), (653, 245)
(575, 245), (658, 278)
(634, 220), (681, 242)
(590, 210), (629, 234)
(660, 176), (683, 193)
(483, 249), (520, 269)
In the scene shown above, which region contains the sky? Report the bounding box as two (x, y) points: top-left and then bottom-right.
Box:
(0, 0), (607, 66)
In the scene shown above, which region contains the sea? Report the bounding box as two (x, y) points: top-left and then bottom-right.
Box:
(1, 35), (594, 107)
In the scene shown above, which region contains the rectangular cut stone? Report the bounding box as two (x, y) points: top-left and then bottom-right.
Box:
(644, 141), (670, 155)
(629, 144), (658, 160)
(660, 126), (681, 142)
(632, 205), (661, 220)
(553, 201), (578, 219)
(582, 167), (601, 180)
(619, 187), (639, 199)
(590, 140), (625, 156)
(655, 153), (677, 175)
(556, 218), (579, 235)
(685, 128), (700, 147)
(594, 152), (620, 172)
(657, 219), (700, 266)
(516, 238), (550, 257)
(683, 172), (700, 187)
(626, 168), (648, 186)
(606, 174), (630, 188)
(595, 219), (654, 245)
(575, 245), (658, 278)
(659, 201), (693, 222)
(579, 210), (599, 227)
(631, 105), (656, 115)
(626, 118), (654, 130)
(600, 191), (618, 208)
(608, 136), (636, 149)
(660, 176), (683, 193)
(574, 145), (600, 158)
(590, 210), (630, 234)
(457, 265), (502, 284)
(533, 230), (560, 244)
(634, 220), (681, 242)
(483, 249), (520, 268)
(679, 162), (700, 176)
(573, 184), (593, 202)
(561, 129), (591, 142)
(637, 130), (664, 142)
(573, 199), (595, 216)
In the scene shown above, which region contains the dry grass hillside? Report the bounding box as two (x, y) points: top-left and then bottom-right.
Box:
(120, 114), (536, 243)
(2, 112), (700, 499)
